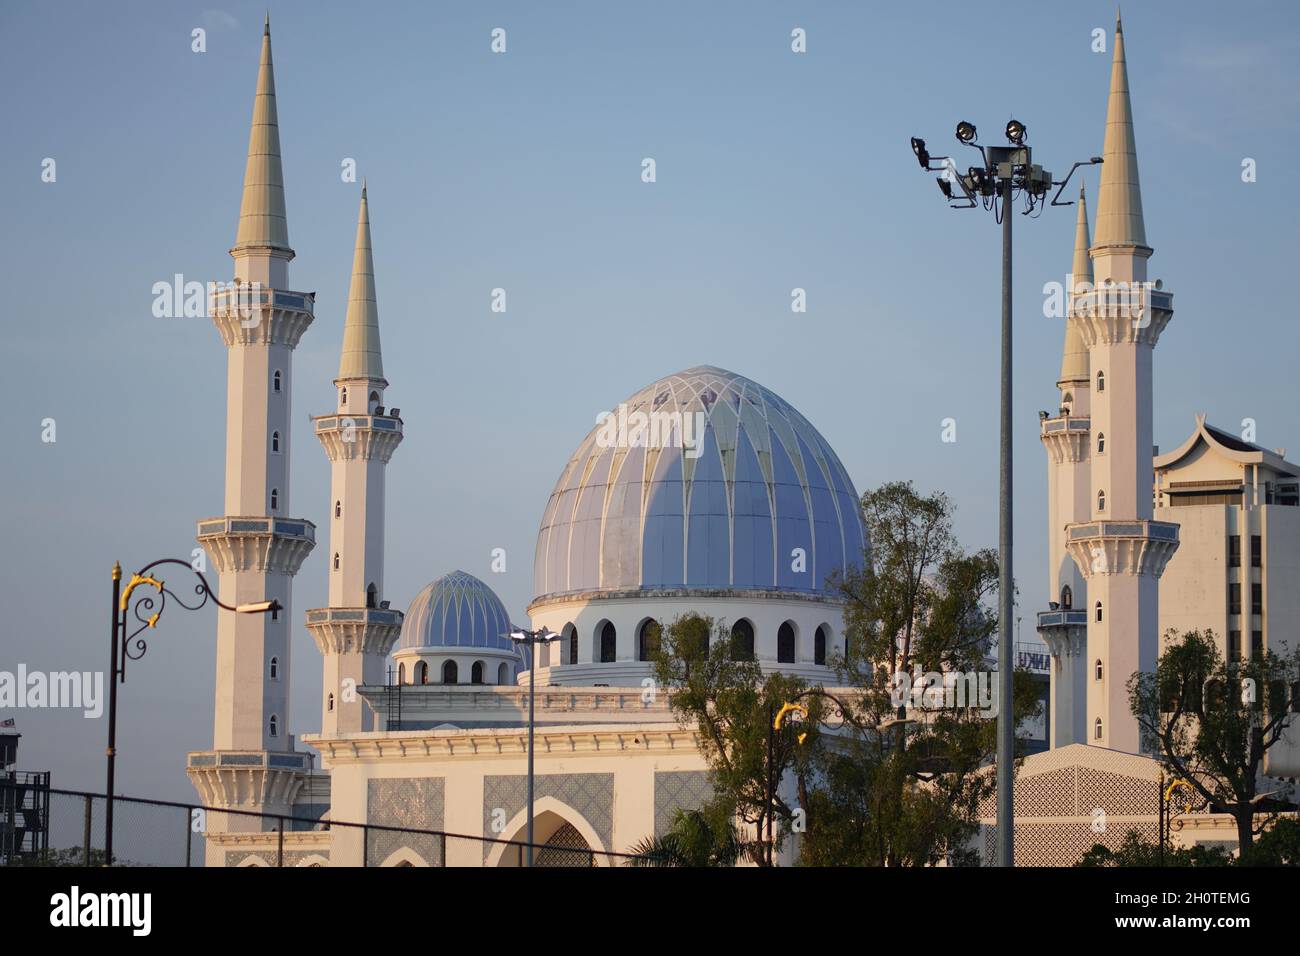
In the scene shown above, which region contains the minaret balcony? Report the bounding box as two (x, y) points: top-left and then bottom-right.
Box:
(187, 749), (310, 811)
(196, 515), (316, 575)
(304, 606), (404, 655)
(1068, 285), (1174, 348)
(1040, 414), (1090, 464)
(313, 413), (404, 463)
(209, 284), (316, 348)
(1064, 519), (1179, 579)
(1036, 609), (1087, 662)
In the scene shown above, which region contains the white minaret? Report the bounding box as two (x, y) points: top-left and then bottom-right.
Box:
(189, 17), (317, 843)
(1038, 184), (1093, 748)
(1064, 14), (1178, 754)
(306, 184), (404, 735)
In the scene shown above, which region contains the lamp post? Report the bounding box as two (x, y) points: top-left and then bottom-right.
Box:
(106, 558), (278, 866)
(508, 624), (561, 867)
(909, 126), (1098, 867)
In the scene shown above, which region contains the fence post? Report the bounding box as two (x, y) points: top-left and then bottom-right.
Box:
(83, 795), (93, 866)
(276, 818), (284, 867)
(185, 807), (192, 867)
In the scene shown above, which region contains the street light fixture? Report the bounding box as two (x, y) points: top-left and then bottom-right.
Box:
(507, 624), (561, 867)
(106, 558), (279, 865)
(909, 121), (1100, 868)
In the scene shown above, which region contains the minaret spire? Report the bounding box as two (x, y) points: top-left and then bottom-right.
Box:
(233, 16), (291, 258)
(338, 185), (385, 381)
(1092, 11), (1146, 252)
(1059, 183), (1091, 384)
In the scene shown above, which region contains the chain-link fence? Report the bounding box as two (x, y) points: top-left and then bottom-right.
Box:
(0, 782), (641, 867)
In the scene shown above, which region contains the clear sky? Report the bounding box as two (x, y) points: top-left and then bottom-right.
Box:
(3, 0), (1298, 802)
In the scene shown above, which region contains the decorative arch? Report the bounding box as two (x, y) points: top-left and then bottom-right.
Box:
(295, 853), (329, 867)
(597, 620), (616, 663)
(236, 854), (272, 868)
(485, 797), (609, 868)
(637, 618), (661, 662)
(730, 619), (755, 661)
(1061, 585), (1073, 609)
(416, 661), (429, 685)
(471, 660), (485, 685)
(777, 621), (797, 664)
(379, 847), (430, 867)
(563, 622), (578, 665)
(498, 661), (511, 685)
(442, 660), (459, 684)
(814, 624), (830, 666)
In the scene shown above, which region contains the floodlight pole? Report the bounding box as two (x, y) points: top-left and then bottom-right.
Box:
(910, 124), (1099, 869)
(996, 176), (1014, 869)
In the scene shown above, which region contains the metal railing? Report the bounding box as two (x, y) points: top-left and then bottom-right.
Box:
(0, 782), (641, 868)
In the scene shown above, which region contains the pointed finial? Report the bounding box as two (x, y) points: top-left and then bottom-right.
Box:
(338, 188), (384, 381)
(233, 17), (292, 256)
(1092, 9), (1146, 250)
(1115, 6), (1123, 32)
(265, 11), (270, 35)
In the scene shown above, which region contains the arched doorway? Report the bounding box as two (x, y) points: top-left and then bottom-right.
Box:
(535, 823), (594, 867)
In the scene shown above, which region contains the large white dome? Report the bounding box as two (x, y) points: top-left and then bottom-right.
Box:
(533, 366), (865, 602)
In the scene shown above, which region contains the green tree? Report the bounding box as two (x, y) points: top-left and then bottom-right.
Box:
(624, 800), (746, 867)
(1076, 830), (1232, 868)
(651, 612), (819, 865)
(1128, 629), (1300, 854)
(1241, 817), (1300, 866)
(800, 480), (1041, 866)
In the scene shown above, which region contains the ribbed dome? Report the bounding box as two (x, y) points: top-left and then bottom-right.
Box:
(534, 366), (865, 600)
(398, 571), (517, 653)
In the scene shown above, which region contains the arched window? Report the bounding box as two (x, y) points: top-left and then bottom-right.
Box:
(327, 693), (335, 712)
(814, 625), (828, 666)
(777, 622), (796, 664)
(333, 552), (340, 570)
(366, 583), (377, 609)
(334, 500), (341, 518)
(1097, 433), (1105, 454)
(471, 661), (485, 685)
(565, 624), (578, 665)
(1096, 371), (1105, 392)
(637, 619), (661, 662)
(442, 660), (458, 685)
(270, 488), (278, 511)
(599, 621), (617, 663)
(416, 661), (428, 685)
(397, 662), (405, 684)
(1095, 601), (1104, 623)
(268, 714), (279, 738)
(498, 662), (510, 685)
(270, 605), (279, 621)
(1061, 585), (1073, 609)
(273, 370), (282, 393)
(269, 656), (279, 680)
(731, 620), (755, 662)
(1097, 489), (1106, 512)
(1094, 717), (1103, 740)
(271, 431), (280, 453)
(369, 390), (380, 413)
(341, 387), (348, 406)
(1094, 659), (1103, 681)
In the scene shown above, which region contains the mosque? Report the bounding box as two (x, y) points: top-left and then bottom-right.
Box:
(185, 16), (1299, 866)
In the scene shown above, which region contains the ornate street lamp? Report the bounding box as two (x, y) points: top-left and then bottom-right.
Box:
(105, 559), (278, 865)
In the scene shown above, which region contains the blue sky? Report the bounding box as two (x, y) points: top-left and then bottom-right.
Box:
(3, 0), (1298, 801)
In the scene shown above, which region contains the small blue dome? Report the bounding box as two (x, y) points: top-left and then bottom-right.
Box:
(399, 571), (517, 653)
(534, 366), (865, 600)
